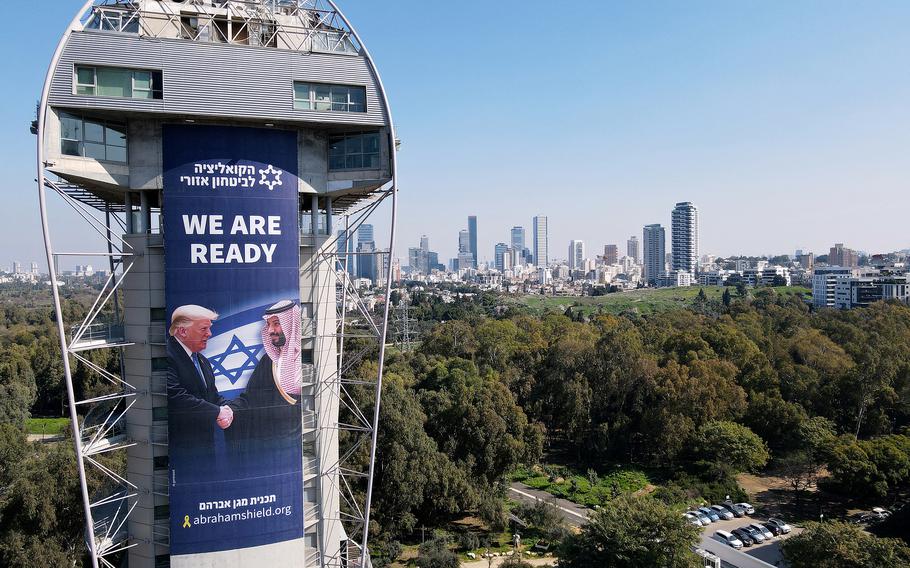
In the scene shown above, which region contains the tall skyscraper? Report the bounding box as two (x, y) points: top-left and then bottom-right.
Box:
(533, 216), (548, 268)
(603, 244), (618, 265)
(459, 229), (471, 255)
(467, 216), (478, 268)
(419, 234), (429, 252)
(357, 224), (376, 283)
(671, 202), (698, 276)
(494, 243), (512, 272)
(643, 224), (666, 286)
(627, 236), (640, 264)
(337, 230), (355, 277)
(511, 226), (525, 253)
(568, 240), (585, 270)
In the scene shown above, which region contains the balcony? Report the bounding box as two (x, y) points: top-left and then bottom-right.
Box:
(69, 323), (126, 351)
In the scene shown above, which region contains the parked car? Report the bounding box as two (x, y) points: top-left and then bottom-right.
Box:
(714, 530), (743, 549)
(766, 518), (792, 534)
(731, 528), (755, 547)
(762, 521), (784, 536)
(691, 510), (712, 525)
(699, 507), (721, 522)
(728, 503), (747, 518)
(683, 513), (704, 527)
(741, 525), (766, 544)
(735, 502), (755, 515)
(711, 505), (735, 520)
(750, 522), (774, 540)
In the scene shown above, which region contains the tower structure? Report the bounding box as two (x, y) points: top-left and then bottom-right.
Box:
(467, 216), (478, 268)
(627, 236), (640, 265)
(568, 240), (585, 270)
(533, 215), (548, 268)
(671, 202), (698, 276)
(643, 224), (666, 286)
(35, 2), (398, 567)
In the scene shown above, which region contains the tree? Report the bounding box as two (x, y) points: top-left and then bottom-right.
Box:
(559, 495), (701, 568)
(417, 537), (458, 568)
(0, 345), (37, 427)
(722, 288), (732, 307)
(782, 521), (910, 568)
(693, 421), (769, 473)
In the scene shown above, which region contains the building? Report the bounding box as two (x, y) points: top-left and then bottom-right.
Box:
(829, 243), (859, 268)
(799, 252), (815, 271)
(743, 266), (792, 287)
(835, 275), (910, 309)
(813, 266), (856, 308)
(568, 240), (585, 270)
(467, 216), (478, 268)
(494, 243), (512, 272)
(603, 244), (618, 266)
(533, 215), (548, 268)
(658, 270), (694, 288)
(627, 236), (640, 265)
(35, 2), (397, 566)
(457, 228), (473, 269)
(510, 226), (525, 262)
(882, 276), (910, 304)
(643, 224), (666, 286)
(357, 224), (377, 283)
(671, 202), (698, 276)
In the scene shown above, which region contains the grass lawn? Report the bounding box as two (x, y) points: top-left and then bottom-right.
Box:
(26, 417), (70, 435)
(512, 464), (651, 508)
(517, 286), (811, 317)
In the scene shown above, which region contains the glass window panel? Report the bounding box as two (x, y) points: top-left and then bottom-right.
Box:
(133, 88), (153, 99)
(329, 156), (346, 170)
(314, 85), (331, 110)
(328, 136), (345, 156)
(331, 89), (347, 106)
(84, 121), (105, 143)
(294, 99), (312, 110)
(345, 135), (362, 154)
(61, 139), (81, 157)
(350, 88), (365, 111)
(96, 67), (133, 97)
(60, 114), (82, 141)
(76, 85), (96, 96)
(345, 154), (363, 169)
(84, 142), (106, 160)
(349, 102), (365, 113)
(365, 154), (380, 169)
(363, 133), (380, 153)
(106, 125), (127, 146)
(106, 145), (127, 163)
(294, 82), (309, 101)
(76, 66), (95, 86)
(133, 71), (151, 90)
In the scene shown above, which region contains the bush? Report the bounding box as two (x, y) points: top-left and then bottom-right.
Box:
(457, 531), (479, 551)
(417, 538), (458, 568)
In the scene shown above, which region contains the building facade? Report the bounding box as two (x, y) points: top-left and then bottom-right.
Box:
(467, 216), (478, 268)
(36, 2), (397, 567)
(533, 215), (548, 268)
(627, 236), (640, 265)
(671, 201), (698, 276)
(568, 240), (585, 270)
(812, 266), (855, 308)
(603, 244), (618, 266)
(643, 224), (666, 286)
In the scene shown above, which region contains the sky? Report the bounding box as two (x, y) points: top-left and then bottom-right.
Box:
(1, 0), (909, 271)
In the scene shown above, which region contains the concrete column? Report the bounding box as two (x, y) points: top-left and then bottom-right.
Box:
(325, 198), (333, 235)
(125, 192), (135, 234)
(139, 191), (151, 234)
(310, 194), (319, 236)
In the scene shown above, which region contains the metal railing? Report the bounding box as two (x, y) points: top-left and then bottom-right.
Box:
(70, 323), (125, 346)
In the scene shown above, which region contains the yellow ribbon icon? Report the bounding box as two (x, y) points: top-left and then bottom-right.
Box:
(183, 515), (191, 529)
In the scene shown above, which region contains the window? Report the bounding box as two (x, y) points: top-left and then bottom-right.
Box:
(151, 357), (169, 372)
(154, 504), (169, 521)
(59, 112), (127, 163)
(294, 82), (365, 113)
(75, 66), (163, 99)
(152, 406), (168, 422)
(328, 132), (380, 170)
(150, 308), (167, 322)
(153, 455), (169, 470)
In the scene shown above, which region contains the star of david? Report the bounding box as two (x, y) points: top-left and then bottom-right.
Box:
(208, 335), (262, 385)
(258, 164), (284, 191)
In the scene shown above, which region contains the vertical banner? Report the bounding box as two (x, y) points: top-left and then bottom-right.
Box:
(163, 125), (303, 562)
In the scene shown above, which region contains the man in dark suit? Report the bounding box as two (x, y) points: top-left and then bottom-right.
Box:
(166, 305), (233, 467)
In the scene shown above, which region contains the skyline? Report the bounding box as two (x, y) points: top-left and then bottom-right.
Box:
(3, 1), (910, 270)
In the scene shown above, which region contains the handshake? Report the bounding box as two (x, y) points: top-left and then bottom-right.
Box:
(216, 405), (234, 429)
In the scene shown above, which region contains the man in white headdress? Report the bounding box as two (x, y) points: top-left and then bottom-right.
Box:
(229, 300), (303, 449)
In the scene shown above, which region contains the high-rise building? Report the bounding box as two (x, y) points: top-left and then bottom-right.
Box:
(533, 216), (548, 268)
(511, 226), (525, 253)
(829, 243), (859, 267)
(643, 224), (666, 286)
(494, 243), (512, 272)
(467, 216), (478, 268)
(627, 236), (640, 264)
(671, 202), (698, 276)
(603, 244), (618, 265)
(419, 234), (430, 252)
(457, 229), (474, 270)
(357, 224), (376, 282)
(568, 240), (585, 270)
(337, 230), (355, 277)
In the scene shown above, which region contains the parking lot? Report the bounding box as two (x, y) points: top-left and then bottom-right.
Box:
(697, 514), (802, 568)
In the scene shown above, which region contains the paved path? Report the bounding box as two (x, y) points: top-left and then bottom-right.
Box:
(462, 556), (556, 568)
(508, 482), (591, 527)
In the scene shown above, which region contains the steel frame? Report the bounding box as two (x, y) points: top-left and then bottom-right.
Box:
(38, 2), (397, 567)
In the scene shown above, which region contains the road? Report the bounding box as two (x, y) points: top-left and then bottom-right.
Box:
(697, 515), (801, 568)
(508, 482), (590, 527)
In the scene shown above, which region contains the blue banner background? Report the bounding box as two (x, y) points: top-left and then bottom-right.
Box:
(163, 124), (303, 555)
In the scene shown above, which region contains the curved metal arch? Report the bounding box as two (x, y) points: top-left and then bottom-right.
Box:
(36, 3), (104, 567)
(322, 3), (398, 565)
